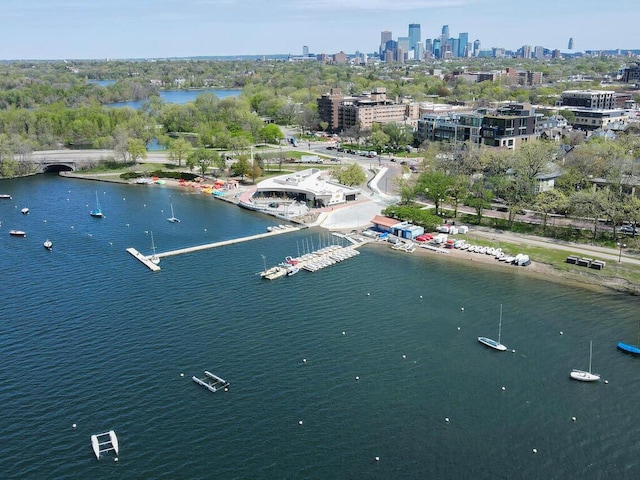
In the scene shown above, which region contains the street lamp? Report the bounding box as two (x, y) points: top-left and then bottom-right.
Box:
(617, 242), (627, 263)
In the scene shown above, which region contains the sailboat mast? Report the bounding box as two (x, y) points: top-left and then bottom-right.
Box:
(589, 340), (593, 373)
(498, 304), (503, 343)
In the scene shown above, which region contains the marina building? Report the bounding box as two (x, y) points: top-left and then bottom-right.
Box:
(249, 168), (361, 209)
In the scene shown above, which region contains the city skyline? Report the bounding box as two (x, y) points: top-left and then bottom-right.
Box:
(0, 0), (638, 60)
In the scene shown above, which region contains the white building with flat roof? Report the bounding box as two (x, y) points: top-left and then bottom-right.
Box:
(249, 168), (361, 209)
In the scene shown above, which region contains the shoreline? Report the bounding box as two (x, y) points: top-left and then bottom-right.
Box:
(59, 171), (640, 296)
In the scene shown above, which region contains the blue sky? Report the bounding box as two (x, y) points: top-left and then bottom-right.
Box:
(0, 0), (637, 60)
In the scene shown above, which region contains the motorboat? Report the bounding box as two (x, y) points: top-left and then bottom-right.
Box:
(0, 194), (11, 199)
(9, 230), (26, 237)
(21, 207), (29, 214)
(43, 239), (53, 251)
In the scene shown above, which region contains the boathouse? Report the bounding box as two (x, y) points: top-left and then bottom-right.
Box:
(371, 215), (425, 240)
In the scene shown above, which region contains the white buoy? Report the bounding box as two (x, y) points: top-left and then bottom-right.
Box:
(461, 307), (464, 311)
(72, 423), (76, 429)
(532, 448), (538, 454)
(375, 456), (380, 462)
(419, 295), (423, 299)
(144, 204), (146, 207)
(180, 373), (184, 377)
(604, 380), (609, 384)
(299, 420), (303, 425)
(512, 349), (516, 353)
(342, 331), (346, 335)
(303, 358), (307, 363)
(367, 292), (370, 296)
(355, 376), (360, 381)
(445, 417), (450, 423)
(114, 457), (119, 462)
(402, 355), (406, 359)
(204, 228), (207, 232)
(224, 387), (229, 392)
(125, 223), (129, 227)
(457, 327), (461, 331)
(122, 197), (125, 201)
(571, 416), (576, 422)
(560, 331), (564, 335)
(501, 386), (506, 391)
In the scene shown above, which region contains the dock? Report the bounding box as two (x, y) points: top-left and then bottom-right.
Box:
(128, 226), (301, 271)
(126, 247), (162, 271)
(192, 371), (229, 393)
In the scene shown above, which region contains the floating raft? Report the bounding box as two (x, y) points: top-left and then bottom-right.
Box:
(91, 430), (119, 460)
(192, 371), (229, 393)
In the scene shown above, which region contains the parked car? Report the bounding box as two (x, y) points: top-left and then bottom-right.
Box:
(619, 225), (638, 234)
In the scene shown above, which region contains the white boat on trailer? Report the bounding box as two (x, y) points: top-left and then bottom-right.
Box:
(91, 430), (119, 460)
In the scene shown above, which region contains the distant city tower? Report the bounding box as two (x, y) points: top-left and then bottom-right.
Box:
(303, 45), (309, 56)
(568, 37), (574, 50)
(441, 25), (450, 41)
(473, 39), (481, 57)
(408, 24), (421, 51)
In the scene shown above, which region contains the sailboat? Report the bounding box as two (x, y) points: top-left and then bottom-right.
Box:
(571, 340), (600, 382)
(617, 320), (640, 355)
(149, 231), (160, 265)
(90, 191), (104, 218)
(166, 196), (180, 223)
(478, 304), (508, 351)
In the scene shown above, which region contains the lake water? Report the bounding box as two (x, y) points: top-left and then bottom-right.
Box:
(106, 89), (241, 109)
(1, 175), (640, 479)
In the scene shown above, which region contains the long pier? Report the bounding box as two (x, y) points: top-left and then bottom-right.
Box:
(128, 226), (302, 271)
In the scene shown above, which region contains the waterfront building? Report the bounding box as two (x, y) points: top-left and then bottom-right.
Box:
(252, 168), (360, 208)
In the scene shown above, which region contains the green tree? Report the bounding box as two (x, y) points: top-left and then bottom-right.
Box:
(188, 148), (214, 177)
(533, 189), (568, 234)
(126, 138), (147, 163)
(416, 171), (454, 216)
(167, 137), (192, 167)
(371, 129), (390, 154)
(466, 181), (493, 224)
(231, 155), (251, 180)
(332, 163), (366, 186)
(257, 124), (284, 145)
(382, 123), (411, 152)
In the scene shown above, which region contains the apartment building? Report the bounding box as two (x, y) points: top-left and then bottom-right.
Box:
(480, 104), (538, 149)
(560, 90), (616, 109)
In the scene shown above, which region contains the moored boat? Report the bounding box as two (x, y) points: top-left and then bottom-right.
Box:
(90, 191), (104, 218)
(43, 239), (53, 251)
(9, 230), (26, 237)
(21, 207), (29, 214)
(570, 341), (600, 382)
(0, 194), (11, 199)
(478, 304), (508, 351)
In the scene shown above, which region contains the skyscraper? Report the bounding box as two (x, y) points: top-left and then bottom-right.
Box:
(408, 24), (421, 51)
(568, 37), (574, 50)
(303, 45), (309, 56)
(441, 25), (449, 42)
(473, 39), (481, 57)
(381, 31), (392, 45)
(458, 32), (469, 57)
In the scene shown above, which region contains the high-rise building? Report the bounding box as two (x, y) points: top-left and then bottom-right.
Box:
(568, 37), (574, 50)
(473, 39), (481, 57)
(303, 45), (309, 56)
(441, 25), (449, 41)
(533, 46), (545, 59)
(414, 43), (424, 61)
(433, 38), (441, 59)
(397, 36), (410, 60)
(408, 24), (421, 51)
(450, 38), (459, 58)
(424, 39), (433, 55)
(380, 31), (392, 56)
(458, 32), (469, 57)
(522, 45), (532, 58)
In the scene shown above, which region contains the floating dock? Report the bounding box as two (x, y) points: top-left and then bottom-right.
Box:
(192, 371), (229, 393)
(128, 226), (301, 271)
(126, 248), (161, 271)
(91, 430), (119, 460)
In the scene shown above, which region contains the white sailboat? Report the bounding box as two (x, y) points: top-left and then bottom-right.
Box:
(90, 191), (104, 218)
(150, 231), (160, 265)
(167, 196), (180, 223)
(570, 340), (600, 382)
(478, 304), (508, 351)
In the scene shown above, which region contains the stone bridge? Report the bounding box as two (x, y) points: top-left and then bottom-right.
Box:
(28, 149), (169, 173)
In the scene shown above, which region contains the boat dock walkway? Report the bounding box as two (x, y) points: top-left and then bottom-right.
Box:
(128, 226), (301, 271)
(192, 371), (229, 393)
